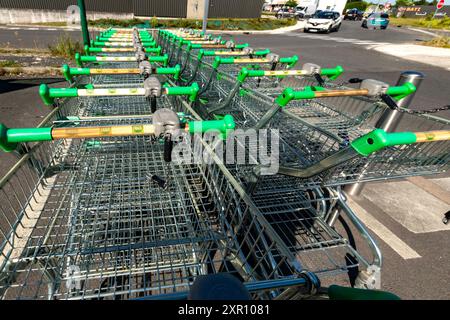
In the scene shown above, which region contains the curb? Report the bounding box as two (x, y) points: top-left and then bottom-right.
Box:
(0, 66), (60, 76)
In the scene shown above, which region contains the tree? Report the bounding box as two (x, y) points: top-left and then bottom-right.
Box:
(395, 0), (414, 6)
(285, 0), (298, 7)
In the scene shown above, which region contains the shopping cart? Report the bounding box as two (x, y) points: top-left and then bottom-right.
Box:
(74, 53), (169, 68)
(0, 108), (384, 299)
(61, 63), (181, 87)
(191, 63), (344, 118)
(39, 78), (200, 116)
(208, 79), (450, 191)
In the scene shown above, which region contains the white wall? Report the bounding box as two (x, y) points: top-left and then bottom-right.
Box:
(0, 8), (133, 24)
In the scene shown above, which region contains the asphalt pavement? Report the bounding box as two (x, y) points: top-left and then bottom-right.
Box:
(0, 21), (449, 299)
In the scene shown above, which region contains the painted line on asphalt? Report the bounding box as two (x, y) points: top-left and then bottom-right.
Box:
(408, 27), (439, 37)
(27, 28), (39, 30)
(348, 198), (422, 260)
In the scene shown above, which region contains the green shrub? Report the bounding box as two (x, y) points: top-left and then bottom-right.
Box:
(344, 1), (369, 12)
(0, 60), (21, 67)
(88, 18), (296, 30)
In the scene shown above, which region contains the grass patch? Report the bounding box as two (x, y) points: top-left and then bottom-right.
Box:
(48, 33), (83, 58)
(0, 48), (50, 55)
(88, 17), (296, 30)
(32, 21), (68, 27)
(389, 17), (450, 30)
(0, 60), (21, 67)
(422, 36), (450, 48)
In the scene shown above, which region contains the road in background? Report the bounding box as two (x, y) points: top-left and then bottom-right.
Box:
(0, 21), (449, 299)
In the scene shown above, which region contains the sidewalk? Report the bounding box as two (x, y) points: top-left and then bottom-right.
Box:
(369, 43), (450, 70)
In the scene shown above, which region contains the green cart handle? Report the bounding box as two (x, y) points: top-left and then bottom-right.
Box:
(97, 35), (153, 42)
(75, 53), (169, 67)
(212, 55), (298, 69)
(189, 42), (249, 50)
(61, 64), (181, 83)
(275, 82), (416, 107)
(237, 65), (344, 83)
(328, 285), (401, 300)
(39, 82), (199, 105)
(187, 114), (235, 139)
(91, 40), (157, 48)
(0, 115), (235, 152)
(198, 48), (271, 60)
(351, 129), (450, 156)
(84, 45), (162, 56)
(164, 82), (199, 102)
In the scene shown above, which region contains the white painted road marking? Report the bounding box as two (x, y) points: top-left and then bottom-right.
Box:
(348, 198), (422, 260)
(287, 32), (393, 49)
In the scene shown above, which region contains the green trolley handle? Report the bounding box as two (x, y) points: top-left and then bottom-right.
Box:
(212, 55), (298, 69)
(75, 53), (169, 67)
(276, 129), (450, 178)
(62, 64), (181, 83)
(0, 115), (236, 152)
(274, 82), (417, 107)
(327, 285), (401, 300)
(39, 82), (199, 105)
(84, 45), (162, 56)
(197, 48), (271, 60)
(90, 39), (157, 48)
(237, 65), (344, 83)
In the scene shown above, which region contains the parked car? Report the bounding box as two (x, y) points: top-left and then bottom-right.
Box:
(344, 8), (364, 21)
(276, 7), (296, 19)
(295, 6), (308, 19)
(361, 12), (389, 29)
(304, 11), (342, 33)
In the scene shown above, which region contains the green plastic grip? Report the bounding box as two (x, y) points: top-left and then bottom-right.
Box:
(39, 84), (78, 106)
(75, 53), (96, 67)
(328, 285), (401, 300)
(156, 65), (181, 80)
(275, 88), (317, 107)
(237, 68), (264, 83)
(279, 55), (299, 68)
(148, 54), (169, 67)
(188, 114), (235, 138)
(235, 43), (249, 49)
(321, 65), (344, 80)
(386, 82), (416, 101)
(0, 123), (52, 152)
(351, 129), (417, 156)
(165, 83), (199, 102)
(145, 46), (162, 55)
(62, 65), (90, 82)
(212, 57), (234, 69)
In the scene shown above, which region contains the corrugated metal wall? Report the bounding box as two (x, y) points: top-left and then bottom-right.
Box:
(0, 0), (263, 18)
(133, 0), (187, 18)
(208, 0), (264, 18)
(0, 0), (132, 13)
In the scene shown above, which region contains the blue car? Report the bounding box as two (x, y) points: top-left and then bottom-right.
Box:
(361, 13), (389, 29)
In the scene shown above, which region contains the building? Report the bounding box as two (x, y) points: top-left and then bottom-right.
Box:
(0, 0), (266, 24)
(263, 0), (348, 14)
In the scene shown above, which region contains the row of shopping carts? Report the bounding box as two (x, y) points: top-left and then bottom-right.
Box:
(0, 26), (448, 300)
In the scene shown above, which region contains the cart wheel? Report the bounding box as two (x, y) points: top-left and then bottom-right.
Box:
(188, 273), (251, 300)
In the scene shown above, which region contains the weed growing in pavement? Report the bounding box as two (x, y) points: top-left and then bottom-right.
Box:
(48, 34), (83, 58)
(422, 36), (450, 49)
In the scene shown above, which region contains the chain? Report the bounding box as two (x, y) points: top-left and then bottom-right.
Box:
(380, 93), (450, 115)
(396, 105), (450, 115)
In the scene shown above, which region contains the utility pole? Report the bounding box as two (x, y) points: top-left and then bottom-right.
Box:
(202, 0), (210, 34)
